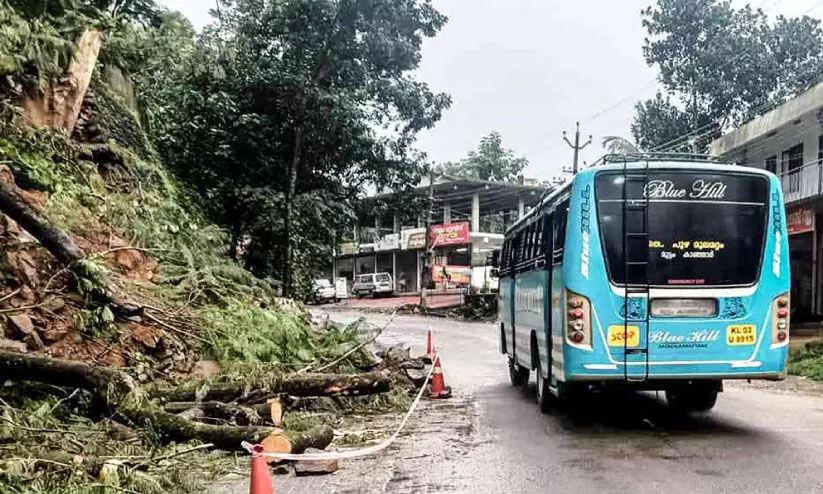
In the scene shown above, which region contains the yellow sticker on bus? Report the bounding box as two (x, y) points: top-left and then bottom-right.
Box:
(607, 325), (640, 347)
(726, 324), (756, 346)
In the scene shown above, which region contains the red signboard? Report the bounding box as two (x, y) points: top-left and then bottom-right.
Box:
(430, 222), (470, 247)
(788, 207), (815, 235)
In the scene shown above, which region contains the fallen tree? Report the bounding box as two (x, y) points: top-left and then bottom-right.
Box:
(155, 372), (392, 403)
(0, 180), (83, 267)
(0, 350), (333, 451)
(0, 178), (141, 315)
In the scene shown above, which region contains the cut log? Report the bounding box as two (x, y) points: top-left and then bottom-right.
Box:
(260, 426), (334, 458)
(260, 432), (291, 464)
(163, 401), (263, 426)
(405, 368), (427, 387)
(155, 372), (391, 403)
(287, 425), (334, 455)
(0, 350), (270, 450)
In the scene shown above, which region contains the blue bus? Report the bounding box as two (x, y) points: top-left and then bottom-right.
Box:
(497, 155), (790, 413)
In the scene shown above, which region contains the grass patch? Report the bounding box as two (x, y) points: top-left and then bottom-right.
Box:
(788, 340), (823, 381)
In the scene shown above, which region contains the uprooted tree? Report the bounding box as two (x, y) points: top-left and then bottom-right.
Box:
(0, 349), (347, 451)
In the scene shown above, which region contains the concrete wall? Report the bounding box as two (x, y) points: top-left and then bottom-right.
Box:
(717, 108), (823, 205)
(711, 82), (823, 157)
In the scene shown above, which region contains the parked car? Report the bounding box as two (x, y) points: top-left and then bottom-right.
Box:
(353, 273), (393, 298)
(313, 279), (336, 304)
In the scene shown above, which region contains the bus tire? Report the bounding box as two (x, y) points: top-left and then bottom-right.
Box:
(665, 382), (719, 414)
(508, 358), (529, 386)
(535, 363), (552, 413)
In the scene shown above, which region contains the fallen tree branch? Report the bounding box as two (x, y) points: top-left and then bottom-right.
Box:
(0, 179), (141, 317)
(0, 303), (45, 314)
(163, 401), (262, 426)
(312, 311), (397, 374)
(0, 350), (333, 451)
(154, 372), (391, 403)
(143, 310), (209, 345)
(0, 288), (21, 304)
(0, 181), (83, 266)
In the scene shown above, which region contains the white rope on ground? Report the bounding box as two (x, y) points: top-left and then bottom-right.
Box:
(241, 351), (437, 461)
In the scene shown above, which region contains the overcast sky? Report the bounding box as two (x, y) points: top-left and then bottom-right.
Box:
(159, 0), (823, 181)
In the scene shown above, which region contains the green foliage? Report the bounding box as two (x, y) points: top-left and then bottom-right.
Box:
(631, 92), (694, 152)
(0, 395), (232, 494)
(148, 0), (451, 295)
(601, 136), (639, 155)
(200, 304), (370, 367)
(789, 340), (823, 381)
(632, 0), (823, 151)
(0, 124), (88, 193)
(201, 303), (319, 364)
(439, 131), (527, 182)
(0, 1), (75, 92)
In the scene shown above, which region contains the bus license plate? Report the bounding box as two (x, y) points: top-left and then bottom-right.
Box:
(726, 324), (756, 346)
(608, 325), (639, 347)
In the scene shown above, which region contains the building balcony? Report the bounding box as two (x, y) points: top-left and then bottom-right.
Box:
(781, 160), (823, 204)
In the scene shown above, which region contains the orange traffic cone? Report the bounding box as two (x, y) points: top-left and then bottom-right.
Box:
(249, 444), (274, 494)
(424, 327), (436, 363)
(428, 355), (452, 399)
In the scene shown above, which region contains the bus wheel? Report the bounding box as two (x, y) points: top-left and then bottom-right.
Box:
(508, 358), (529, 386)
(535, 364), (552, 413)
(665, 382), (719, 414)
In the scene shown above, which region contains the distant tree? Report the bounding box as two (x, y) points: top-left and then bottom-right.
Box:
(441, 132), (528, 182)
(632, 0), (823, 152)
(157, 0), (451, 297)
(602, 136), (640, 154)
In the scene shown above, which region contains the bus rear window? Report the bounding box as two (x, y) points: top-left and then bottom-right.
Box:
(595, 171), (769, 286)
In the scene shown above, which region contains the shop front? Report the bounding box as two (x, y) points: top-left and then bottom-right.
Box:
(397, 229), (425, 293)
(430, 222), (471, 291)
(788, 206), (816, 320)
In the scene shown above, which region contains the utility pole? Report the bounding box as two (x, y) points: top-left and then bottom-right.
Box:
(420, 164), (435, 309)
(562, 121), (593, 175)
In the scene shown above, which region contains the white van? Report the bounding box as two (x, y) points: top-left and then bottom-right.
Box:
(352, 273), (393, 298)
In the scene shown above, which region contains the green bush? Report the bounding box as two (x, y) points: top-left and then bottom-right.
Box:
(788, 339), (823, 381)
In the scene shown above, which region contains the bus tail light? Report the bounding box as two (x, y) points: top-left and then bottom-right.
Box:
(772, 293), (790, 345)
(566, 290), (592, 348)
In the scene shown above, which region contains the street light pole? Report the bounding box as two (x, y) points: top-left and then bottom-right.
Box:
(562, 121), (593, 175)
(420, 164), (434, 309)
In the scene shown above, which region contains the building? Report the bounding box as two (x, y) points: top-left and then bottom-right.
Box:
(710, 82), (823, 320)
(333, 176), (548, 295)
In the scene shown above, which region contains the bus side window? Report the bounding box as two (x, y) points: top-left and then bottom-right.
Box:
(499, 241), (508, 275)
(526, 223), (536, 261)
(517, 228), (528, 271)
(542, 213), (553, 264)
(553, 200), (570, 265)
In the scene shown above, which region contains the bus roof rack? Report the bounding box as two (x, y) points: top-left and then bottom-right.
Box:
(591, 152), (727, 168)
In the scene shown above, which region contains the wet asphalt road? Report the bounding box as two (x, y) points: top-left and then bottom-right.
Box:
(211, 310), (823, 493)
